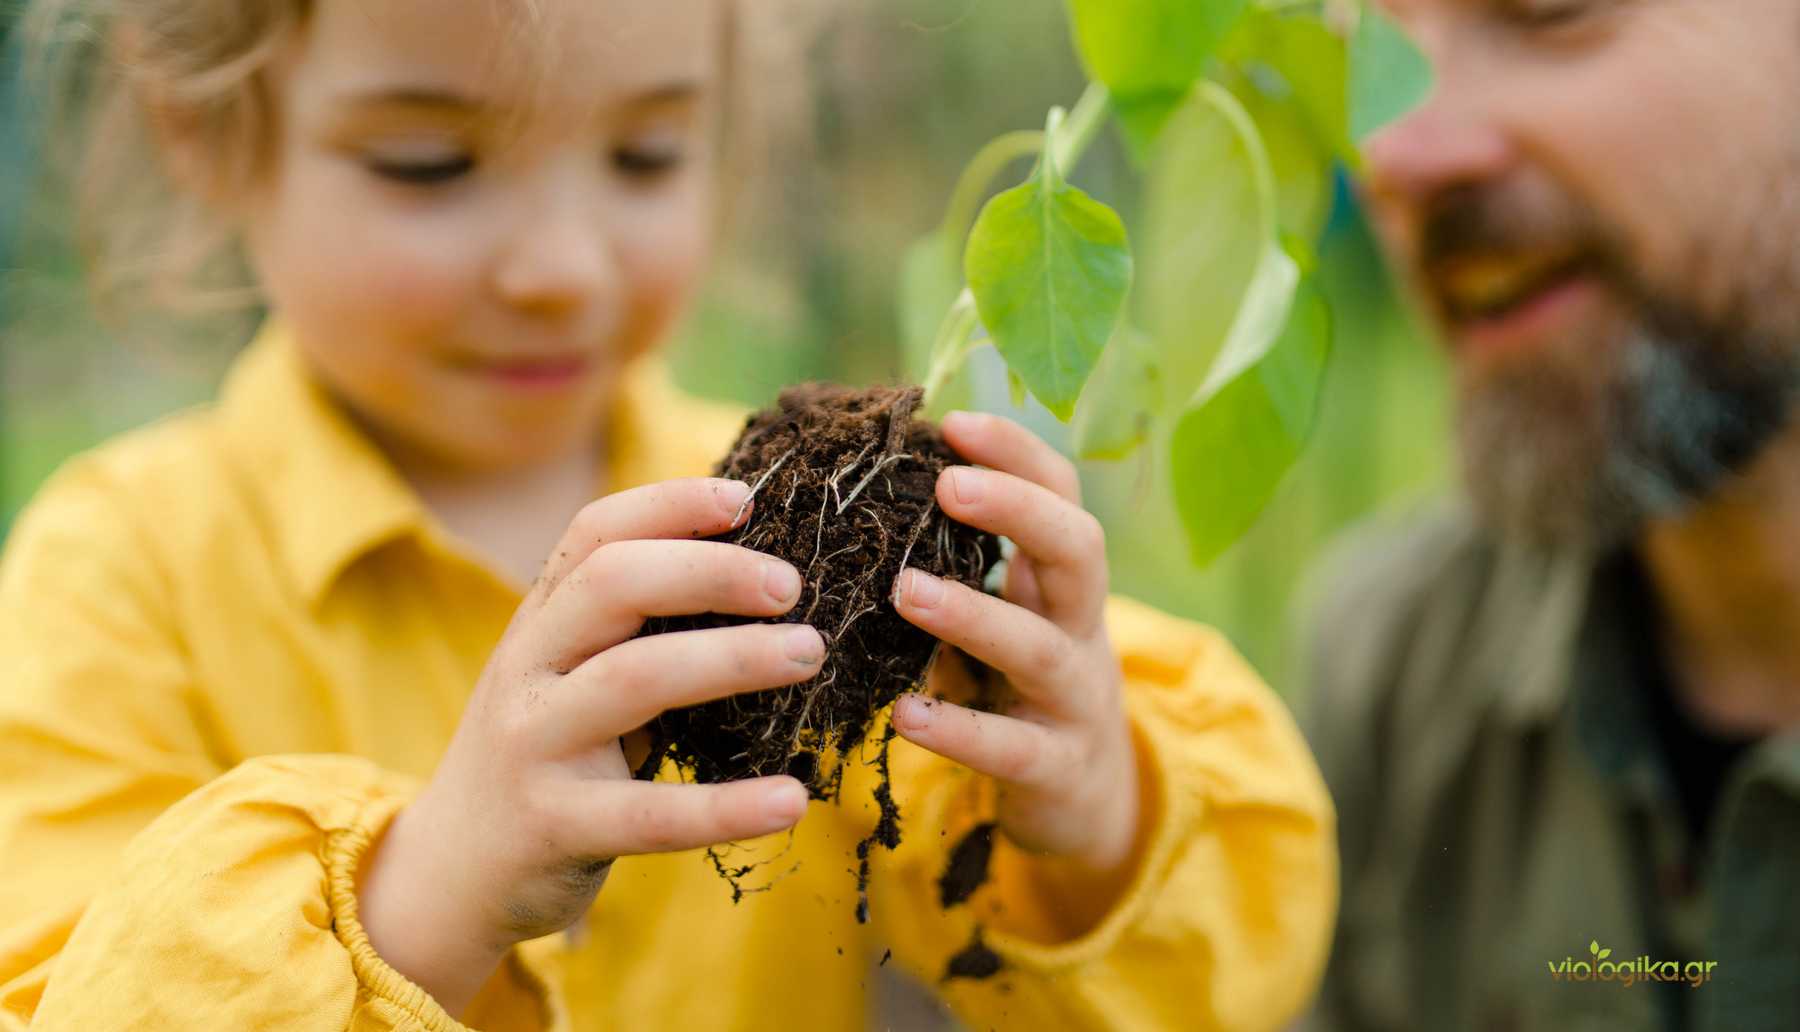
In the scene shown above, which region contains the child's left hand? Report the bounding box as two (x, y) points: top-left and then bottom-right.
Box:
(890, 410), (1141, 875)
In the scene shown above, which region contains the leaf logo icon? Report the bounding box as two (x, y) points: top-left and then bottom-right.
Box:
(1589, 941), (1612, 959)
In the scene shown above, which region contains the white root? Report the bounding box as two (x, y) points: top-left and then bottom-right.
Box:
(895, 513), (930, 586)
(836, 453), (905, 515)
(808, 491), (830, 571)
(834, 602), (879, 641)
(892, 515), (936, 605)
(826, 442), (875, 514)
(734, 447), (797, 525)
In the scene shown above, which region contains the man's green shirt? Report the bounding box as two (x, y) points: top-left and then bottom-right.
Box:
(1304, 502), (1800, 1032)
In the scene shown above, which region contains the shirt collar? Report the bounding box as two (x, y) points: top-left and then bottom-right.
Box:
(1568, 551), (1665, 787)
(1566, 549), (1800, 800)
(217, 321), (694, 607)
(1478, 538), (1593, 730)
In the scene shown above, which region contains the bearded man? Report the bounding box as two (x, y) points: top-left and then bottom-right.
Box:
(1305, 2), (1800, 1030)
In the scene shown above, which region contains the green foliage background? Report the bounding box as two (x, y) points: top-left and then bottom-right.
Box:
(0, 1), (1449, 698)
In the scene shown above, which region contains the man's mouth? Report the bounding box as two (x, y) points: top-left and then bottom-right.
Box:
(1432, 247), (1591, 325)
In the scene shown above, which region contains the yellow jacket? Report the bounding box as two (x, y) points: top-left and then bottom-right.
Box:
(0, 325), (1335, 1031)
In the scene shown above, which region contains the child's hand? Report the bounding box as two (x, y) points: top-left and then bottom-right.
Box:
(357, 479), (820, 1015)
(890, 412), (1141, 875)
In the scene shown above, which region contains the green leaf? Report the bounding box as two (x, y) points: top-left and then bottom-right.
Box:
(1228, 67), (1334, 244)
(1066, 0), (1251, 154)
(1590, 940), (1601, 956)
(964, 151), (1133, 421)
(1599, 949), (1612, 960)
(1196, 245), (1302, 400)
(1350, 5), (1432, 143)
(1141, 80), (1330, 565)
(1110, 92), (1191, 162)
(1219, 10), (1349, 233)
(1170, 273), (1329, 567)
(1140, 82), (1273, 410)
(1007, 368), (1029, 409)
(900, 230), (961, 383)
(1225, 10), (1351, 163)
(1073, 325), (1162, 460)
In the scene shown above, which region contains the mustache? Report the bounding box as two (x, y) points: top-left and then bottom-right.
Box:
(1417, 182), (1626, 275)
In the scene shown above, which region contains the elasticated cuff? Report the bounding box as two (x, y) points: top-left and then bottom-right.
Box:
(979, 704), (1189, 972)
(323, 783), (567, 1032)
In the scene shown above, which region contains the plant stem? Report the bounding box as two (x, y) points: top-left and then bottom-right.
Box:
(1257, 0), (1325, 14)
(1042, 107), (1068, 190)
(1052, 81), (1111, 175)
(937, 130), (1046, 269)
(919, 81), (1113, 407)
(920, 289), (980, 403)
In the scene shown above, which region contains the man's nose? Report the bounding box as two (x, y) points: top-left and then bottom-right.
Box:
(492, 179), (619, 316)
(1363, 87), (1514, 211)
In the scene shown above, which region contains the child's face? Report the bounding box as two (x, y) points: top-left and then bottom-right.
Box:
(240, 0), (724, 471)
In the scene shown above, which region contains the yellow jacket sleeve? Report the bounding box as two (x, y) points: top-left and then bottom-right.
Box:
(0, 462), (552, 1031)
(864, 595), (1339, 1031)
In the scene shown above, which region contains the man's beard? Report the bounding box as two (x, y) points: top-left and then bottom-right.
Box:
(1424, 180), (1800, 551)
(1457, 301), (1799, 550)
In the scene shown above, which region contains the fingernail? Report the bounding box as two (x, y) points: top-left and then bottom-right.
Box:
(765, 562), (801, 604)
(894, 693), (932, 731)
(765, 781), (809, 823)
(717, 480), (752, 517)
(784, 625), (824, 665)
(902, 569), (944, 610)
(943, 410), (978, 434)
(947, 466), (982, 506)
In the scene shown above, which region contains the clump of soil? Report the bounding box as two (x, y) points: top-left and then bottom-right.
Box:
(635, 383), (1000, 910)
(938, 821), (998, 908)
(943, 927), (1004, 982)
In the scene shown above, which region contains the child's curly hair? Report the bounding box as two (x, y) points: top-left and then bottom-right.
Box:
(19, 0), (824, 326)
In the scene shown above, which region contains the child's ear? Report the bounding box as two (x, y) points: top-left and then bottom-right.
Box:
(116, 24), (248, 212)
(142, 93), (221, 203)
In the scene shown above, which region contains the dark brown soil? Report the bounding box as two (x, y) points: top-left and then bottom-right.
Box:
(943, 927), (1004, 982)
(634, 382), (1000, 911)
(938, 821), (998, 908)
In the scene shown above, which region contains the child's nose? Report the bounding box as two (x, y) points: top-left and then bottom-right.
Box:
(491, 185), (620, 316)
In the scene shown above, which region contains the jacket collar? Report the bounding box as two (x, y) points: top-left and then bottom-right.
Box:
(217, 321), (694, 607)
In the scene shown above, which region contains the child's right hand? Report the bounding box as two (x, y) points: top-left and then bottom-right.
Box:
(356, 477), (821, 1016)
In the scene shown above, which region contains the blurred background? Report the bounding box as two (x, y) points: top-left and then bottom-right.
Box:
(0, 0), (1450, 701)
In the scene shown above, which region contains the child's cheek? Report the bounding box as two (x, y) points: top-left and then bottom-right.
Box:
(253, 172), (478, 348)
(328, 212), (484, 336)
(616, 198), (713, 364)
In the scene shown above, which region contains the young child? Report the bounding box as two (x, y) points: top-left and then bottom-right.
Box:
(0, 1), (1335, 1029)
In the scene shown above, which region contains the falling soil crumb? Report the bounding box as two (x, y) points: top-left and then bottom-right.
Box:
(634, 383), (999, 913)
(943, 927), (1004, 982)
(938, 821), (999, 908)
(852, 723), (905, 923)
(880, 949), (892, 967)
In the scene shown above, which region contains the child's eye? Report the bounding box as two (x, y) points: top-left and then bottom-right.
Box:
(1506, 0), (1598, 30)
(367, 155), (475, 185)
(612, 144), (685, 179)
(363, 143), (476, 186)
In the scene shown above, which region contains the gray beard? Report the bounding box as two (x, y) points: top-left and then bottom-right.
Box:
(1456, 311), (1800, 551)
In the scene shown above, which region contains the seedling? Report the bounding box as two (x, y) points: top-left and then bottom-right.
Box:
(639, 0), (1431, 929)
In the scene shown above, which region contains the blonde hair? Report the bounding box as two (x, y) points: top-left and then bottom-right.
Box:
(22, 0), (307, 318)
(17, 0), (823, 329)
